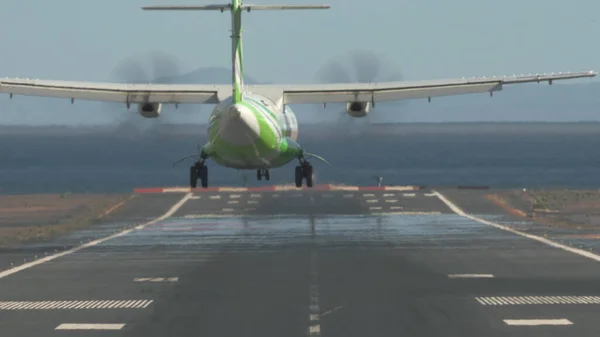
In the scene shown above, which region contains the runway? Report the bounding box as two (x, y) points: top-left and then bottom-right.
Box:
(1, 187), (600, 337)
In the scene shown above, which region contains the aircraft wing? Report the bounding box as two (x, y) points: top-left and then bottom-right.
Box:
(0, 78), (231, 104)
(268, 71), (597, 105)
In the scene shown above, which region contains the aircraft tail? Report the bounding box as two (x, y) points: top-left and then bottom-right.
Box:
(142, 2), (329, 104)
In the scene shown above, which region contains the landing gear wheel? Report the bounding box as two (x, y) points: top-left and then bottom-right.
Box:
(190, 163), (208, 188)
(190, 166), (198, 188)
(257, 169), (262, 181)
(265, 169), (270, 181)
(295, 166), (303, 187)
(304, 165), (313, 187)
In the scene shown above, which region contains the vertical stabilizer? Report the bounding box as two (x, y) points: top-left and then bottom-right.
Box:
(142, 3), (330, 104)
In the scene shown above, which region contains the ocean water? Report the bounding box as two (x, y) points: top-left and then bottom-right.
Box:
(2, 123), (600, 194)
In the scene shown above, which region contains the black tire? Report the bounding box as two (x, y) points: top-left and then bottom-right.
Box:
(257, 169), (262, 181)
(265, 170), (270, 181)
(190, 166), (198, 188)
(305, 166), (313, 188)
(199, 166), (208, 188)
(295, 166), (303, 187)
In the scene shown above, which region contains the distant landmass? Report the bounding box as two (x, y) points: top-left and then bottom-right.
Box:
(1, 65), (599, 126)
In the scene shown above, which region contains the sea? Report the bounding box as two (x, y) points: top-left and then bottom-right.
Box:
(2, 123), (600, 195)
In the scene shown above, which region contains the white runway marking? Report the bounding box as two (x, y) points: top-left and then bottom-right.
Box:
(309, 324), (321, 334)
(310, 314), (319, 321)
(369, 206), (382, 210)
(434, 191), (600, 263)
(385, 199), (398, 203)
(134, 277), (178, 282)
(222, 208), (234, 212)
(448, 274), (494, 278)
(476, 296), (600, 305)
(308, 250), (321, 336)
(56, 324), (126, 330)
(209, 195), (221, 200)
(402, 193), (416, 197)
(229, 194), (242, 199)
(250, 193), (261, 198)
(390, 206), (403, 210)
(503, 319), (572, 326)
(0, 300), (153, 310)
(189, 196), (201, 200)
(383, 193), (395, 197)
(0, 194), (192, 280)
(227, 200), (239, 204)
(247, 200), (259, 204)
(362, 193), (375, 197)
(424, 193), (436, 197)
(366, 199), (378, 203)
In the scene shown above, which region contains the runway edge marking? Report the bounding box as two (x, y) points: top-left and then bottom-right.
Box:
(0, 193), (193, 280)
(433, 191), (600, 263)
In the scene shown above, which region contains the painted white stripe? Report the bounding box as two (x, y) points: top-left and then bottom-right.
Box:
(222, 208), (234, 212)
(0, 300), (153, 310)
(402, 193), (416, 197)
(433, 191), (600, 263)
(250, 193), (262, 198)
(247, 200), (259, 204)
(56, 324), (126, 330)
(310, 314), (319, 321)
(385, 186), (415, 191)
(134, 277), (178, 282)
(369, 206), (382, 210)
(0, 194), (192, 280)
(390, 206), (403, 210)
(424, 193), (436, 197)
(448, 274), (494, 278)
(503, 319), (572, 326)
(227, 200), (239, 204)
(229, 194), (242, 198)
(209, 195), (221, 200)
(309, 324), (321, 334)
(385, 199), (398, 203)
(189, 195), (201, 200)
(363, 193), (375, 197)
(475, 296), (600, 305)
(383, 193), (395, 197)
(366, 199), (378, 203)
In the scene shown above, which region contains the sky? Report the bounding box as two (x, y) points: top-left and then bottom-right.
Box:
(1, 0), (600, 124)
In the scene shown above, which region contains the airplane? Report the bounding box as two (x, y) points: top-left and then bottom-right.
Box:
(0, 1), (597, 189)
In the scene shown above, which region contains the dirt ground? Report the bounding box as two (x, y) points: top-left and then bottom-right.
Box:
(0, 193), (131, 247)
(487, 189), (600, 230)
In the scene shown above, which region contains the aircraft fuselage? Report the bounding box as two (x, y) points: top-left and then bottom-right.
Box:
(204, 93), (302, 169)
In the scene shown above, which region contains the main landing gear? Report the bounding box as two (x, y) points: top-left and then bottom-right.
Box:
(295, 158), (313, 188)
(257, 169), (270, 181)
(190, 160), (208, 188)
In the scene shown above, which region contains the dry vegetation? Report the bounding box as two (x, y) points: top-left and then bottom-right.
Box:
(0, 193), (131, 247)
(486, 189), (600, 230)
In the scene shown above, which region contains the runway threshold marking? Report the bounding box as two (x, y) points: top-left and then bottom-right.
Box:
(0, 193), (193, 280)
(448, 274), (494, 278)
(476, 296), (600, 306)
(503, 319), (572, 326)
(0, 300), (153, 310)
(433, 191), (600, 263)
(56, 324), (126, 330)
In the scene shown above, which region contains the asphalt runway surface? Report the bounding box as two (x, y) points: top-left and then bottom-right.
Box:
(1, 188), (600, 337)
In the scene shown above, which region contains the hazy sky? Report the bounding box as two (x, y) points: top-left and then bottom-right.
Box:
(1, 0), (599, 125)
(1, 0), (599, 83)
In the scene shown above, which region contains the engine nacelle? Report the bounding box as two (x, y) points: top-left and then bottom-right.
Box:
(137, 102), (162, 118)
(345, 101), (371, 118)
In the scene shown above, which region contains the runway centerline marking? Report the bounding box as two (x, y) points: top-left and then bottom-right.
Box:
(134, 277), (179, 282)
(385, 199), (398, 203)
(434, 191), (600, 263)
(476, 296), (600, 305)
(363, 193), (375, 197)
(229, 194), (242, 199)
(209, 195), (221, 200)
(448, 274), (494, 278)
(0, 193), (192, 280)
(503, 319), (572, 326)
(366, 199), (378, 203)
(227, 200), (239, 204)
(402, 193), (416, 197)
(56, 324), (126, 330)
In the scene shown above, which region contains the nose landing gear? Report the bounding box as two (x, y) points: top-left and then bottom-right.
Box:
(190, 156), (208, 188)
(295, 158), (313, 188)
(257, 169), (270, 181)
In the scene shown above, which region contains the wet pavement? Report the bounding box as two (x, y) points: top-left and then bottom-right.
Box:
(0, 189), (600, 337)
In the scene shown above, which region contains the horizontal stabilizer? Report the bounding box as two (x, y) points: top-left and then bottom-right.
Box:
(142, 4), (232, 11)
(241, 4), (330, 10)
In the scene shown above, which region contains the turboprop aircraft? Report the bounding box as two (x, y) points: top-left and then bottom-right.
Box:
(0, 2), (596, 188)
